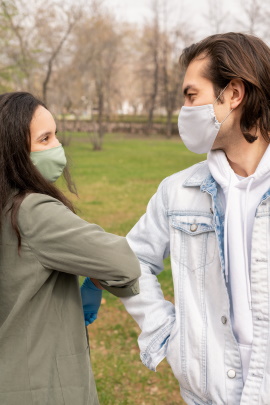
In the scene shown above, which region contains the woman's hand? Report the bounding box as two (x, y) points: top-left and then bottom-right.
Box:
(80, 277), (103, 325)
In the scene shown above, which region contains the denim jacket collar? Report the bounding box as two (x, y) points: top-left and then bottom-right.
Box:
(183, 161), (218, 197)
(183, 160), (270, 205)
(183, 162), (210, 188)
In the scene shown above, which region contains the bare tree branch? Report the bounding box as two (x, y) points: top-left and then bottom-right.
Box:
(42, 10), (80, 105)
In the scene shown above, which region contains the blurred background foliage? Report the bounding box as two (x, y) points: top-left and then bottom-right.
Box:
(0, 0), (267, 148)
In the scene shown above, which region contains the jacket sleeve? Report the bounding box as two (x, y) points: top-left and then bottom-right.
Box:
(18, 193), (140, 297)
(121, 179), (176, 371)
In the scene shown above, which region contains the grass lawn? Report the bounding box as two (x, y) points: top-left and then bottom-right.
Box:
(59, 133), (205, 404)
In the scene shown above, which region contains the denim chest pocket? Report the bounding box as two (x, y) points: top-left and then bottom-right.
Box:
(169, 214), (216, 271)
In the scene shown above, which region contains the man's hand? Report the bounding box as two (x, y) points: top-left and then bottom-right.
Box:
(80, 277), (102, 326)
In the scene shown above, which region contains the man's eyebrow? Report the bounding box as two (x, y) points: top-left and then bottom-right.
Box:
(183, 85), (197, 96)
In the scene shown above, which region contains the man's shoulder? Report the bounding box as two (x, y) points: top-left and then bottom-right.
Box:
(157, 160), (212, 212)
(160, 160), (209, 190)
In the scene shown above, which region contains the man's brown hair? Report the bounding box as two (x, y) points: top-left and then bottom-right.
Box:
(180, 32), (270, 143)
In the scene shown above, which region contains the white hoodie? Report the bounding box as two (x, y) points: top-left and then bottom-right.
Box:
(207, 146), (270, 383)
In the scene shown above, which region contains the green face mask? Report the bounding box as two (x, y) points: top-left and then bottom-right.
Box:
(30, 145), (67, 183)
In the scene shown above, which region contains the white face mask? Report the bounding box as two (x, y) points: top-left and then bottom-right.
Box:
(178, 86), (233, 154)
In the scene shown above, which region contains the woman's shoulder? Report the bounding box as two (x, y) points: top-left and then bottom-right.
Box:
(20, 192), (65, 212)
(19, 193), (69, 229)
(23, 192), (62, 204)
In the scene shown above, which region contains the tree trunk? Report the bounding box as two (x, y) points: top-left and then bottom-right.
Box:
(166, 110), (173, 138)
(89, 88), (105, 151)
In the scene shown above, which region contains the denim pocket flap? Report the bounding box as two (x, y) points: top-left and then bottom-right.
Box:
(170, 215), (214, 236)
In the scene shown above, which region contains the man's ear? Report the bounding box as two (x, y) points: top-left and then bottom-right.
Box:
(229, 79), (245, 109)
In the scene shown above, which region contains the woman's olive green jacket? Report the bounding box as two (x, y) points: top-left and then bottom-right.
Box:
(0, 193), (140, 405)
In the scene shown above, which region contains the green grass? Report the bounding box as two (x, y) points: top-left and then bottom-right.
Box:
(57, 114), (178, 124)
(59, 133), (205, 405)
(107, 114), (178, 124)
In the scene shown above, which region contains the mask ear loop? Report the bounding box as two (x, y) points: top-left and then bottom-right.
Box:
(213, 83), (234, 124)
(213, 83), (230, 105)
(220, 108), (234, 124)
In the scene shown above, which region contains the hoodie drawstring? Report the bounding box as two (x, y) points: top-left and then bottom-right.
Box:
(244, 177), (254, 310)
(224, 171), (232, 283)
(224, 172), (254, 311)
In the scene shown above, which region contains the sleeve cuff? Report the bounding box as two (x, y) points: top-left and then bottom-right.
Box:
(99, 279), (140, 297)
(140, 319), (175, 371)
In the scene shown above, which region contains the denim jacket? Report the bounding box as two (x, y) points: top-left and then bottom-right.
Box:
(122, 161), (270, 405)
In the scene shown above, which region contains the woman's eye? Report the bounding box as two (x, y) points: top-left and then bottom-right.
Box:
(41, 136), (49, 142)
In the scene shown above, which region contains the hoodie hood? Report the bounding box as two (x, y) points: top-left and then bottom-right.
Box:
(208, 145), (270, 303)
(207, 145), (270, 383)
(208, 147), (270, 191)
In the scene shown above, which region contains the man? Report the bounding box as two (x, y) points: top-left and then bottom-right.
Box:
(121, 33), (270, 404)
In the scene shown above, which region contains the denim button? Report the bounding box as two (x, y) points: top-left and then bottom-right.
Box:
(227, 369), (236, 378)
(190, 223), (198, 232)
(221, 316), (227, 324)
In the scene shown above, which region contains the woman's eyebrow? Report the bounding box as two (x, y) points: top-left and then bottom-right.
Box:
(36, 131), (52, 140)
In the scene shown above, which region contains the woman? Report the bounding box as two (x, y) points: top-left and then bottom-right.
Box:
(0, 92), (140, 405)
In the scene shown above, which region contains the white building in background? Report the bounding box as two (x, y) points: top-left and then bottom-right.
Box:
(117, 100), (144, 115)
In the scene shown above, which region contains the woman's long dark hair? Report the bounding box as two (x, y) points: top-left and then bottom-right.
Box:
(0, 92), (77, 246)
